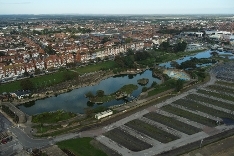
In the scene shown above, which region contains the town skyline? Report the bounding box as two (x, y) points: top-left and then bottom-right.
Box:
(0, 0), (234, 15)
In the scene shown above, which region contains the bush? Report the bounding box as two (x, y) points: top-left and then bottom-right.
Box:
(142, 87), (148, 92)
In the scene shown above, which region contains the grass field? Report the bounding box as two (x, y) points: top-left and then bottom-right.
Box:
(57, 137), (107, 156)
(0, 70), (73, 94)
(75, 61), (117, 74)
(32, 110), (76, 124)
(147, 79), (176, 97)
(32, 124), (62, 133)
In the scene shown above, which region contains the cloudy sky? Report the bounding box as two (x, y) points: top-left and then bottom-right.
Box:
(0, 0), (234, 15)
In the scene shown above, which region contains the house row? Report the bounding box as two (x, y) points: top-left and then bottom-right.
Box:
(77, 42), (146, 63)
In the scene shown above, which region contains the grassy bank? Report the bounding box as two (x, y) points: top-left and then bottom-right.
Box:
(89, 84), (138, 103)
(32, 110), (76, 124)
(57, 137), (107, 156)
(0, 70), (74, 94)
(75, 61), (117, 74)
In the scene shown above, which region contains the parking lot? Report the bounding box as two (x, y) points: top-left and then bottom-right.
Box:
(94, 62), (234, 156)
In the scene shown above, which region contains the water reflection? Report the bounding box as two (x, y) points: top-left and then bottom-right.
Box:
(18, 69), (161, 115)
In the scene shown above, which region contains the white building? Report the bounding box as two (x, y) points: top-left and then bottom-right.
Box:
(185, 44), (203, 52)
(205, 31), (231, 40)
(95, 110), (113, 120)
(230, 35), (234, 46)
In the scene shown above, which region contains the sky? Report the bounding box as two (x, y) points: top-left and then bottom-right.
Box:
(0, 0), (234, 15)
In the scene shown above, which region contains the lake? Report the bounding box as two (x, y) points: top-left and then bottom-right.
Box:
(18, 50), (234, 115)
(18, 69), (161, 115)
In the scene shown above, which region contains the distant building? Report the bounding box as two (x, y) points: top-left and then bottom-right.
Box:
(230, 35), (234, 46)
(205, 31), (231, 40)
(95, 110), (113, 120)
(10, 90), (31, 99)
(185, 44), (203, 52)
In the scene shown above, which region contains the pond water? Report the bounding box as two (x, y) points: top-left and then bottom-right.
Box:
(159, 50), (234, 68)
(18, 50), (234, 115)
(18, 70), (161, 115)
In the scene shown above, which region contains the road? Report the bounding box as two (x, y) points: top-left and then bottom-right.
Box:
(9, 126), (50, 149)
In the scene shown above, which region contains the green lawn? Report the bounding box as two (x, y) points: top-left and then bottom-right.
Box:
(32, 124), (62, 133)
(147, 79), (176, 97)
(0, 70), (73, 94)
(32, 110), (76, 124)
(89, 84), (138, 103)
(57, 137), (107, 156)
(118, 84), (138, 94)
(76, 61), (117, 74)
(0, 81), (21, 93)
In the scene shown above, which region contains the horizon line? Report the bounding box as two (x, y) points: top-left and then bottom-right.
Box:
(0, 13), (234, 16)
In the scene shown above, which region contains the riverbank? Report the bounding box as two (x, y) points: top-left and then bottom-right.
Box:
(8, 68), (148, 107)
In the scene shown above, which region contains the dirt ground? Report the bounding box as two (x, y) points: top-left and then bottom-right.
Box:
(183, 135), (234, 156)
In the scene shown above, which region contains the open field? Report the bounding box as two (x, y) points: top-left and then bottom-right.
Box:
(144, 112), (201, 135)
(57, 137), (107, 156)
(32, 110), (76, 124)
(197, 89), (234, 102)
(91, 139), (122, 156)
(161, 105), (217, 127)
(186, 94), (234, 111)
(173, 99), (234, 120)
(75, 61), (117, 74)
(104, 127), (152, 151)
(125, 119), (179, 143)
(0, 70), (73, 93)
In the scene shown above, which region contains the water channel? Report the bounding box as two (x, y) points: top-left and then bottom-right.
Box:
(18, 50), (234, 115)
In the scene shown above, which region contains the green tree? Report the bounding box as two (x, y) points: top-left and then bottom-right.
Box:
(20, 79), (34, 90)
(159, 41), (170, 51)
(84, 107), (93, 118)
(175, 79), (184, 92)
(142, 87), (148, 92)
(96, 90), (105, 97)
(174, 41), (187, 52)
(210, 51), (219, 57)
(151, 81), (158, 88)
(125, 37), (133, 43)
(85, 91), (94, 98)
(44, 45), (56, 55)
